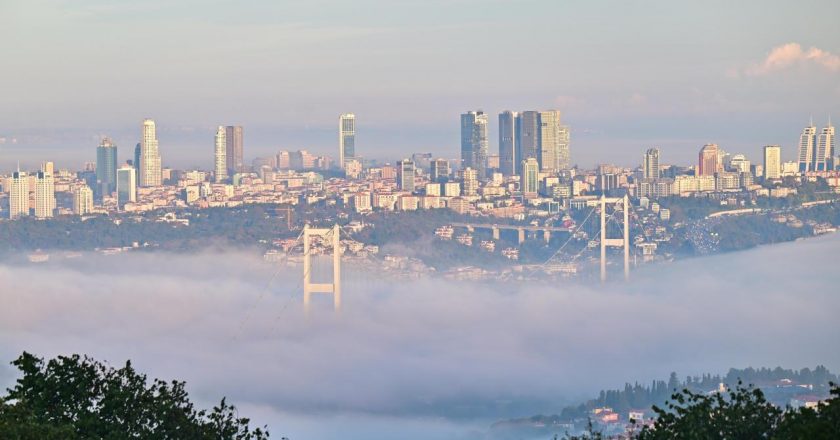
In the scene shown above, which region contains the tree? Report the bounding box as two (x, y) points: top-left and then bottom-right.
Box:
(0, 352), (272, 439)
(774, 382), (840, 439)
(638, 381), (781, 440)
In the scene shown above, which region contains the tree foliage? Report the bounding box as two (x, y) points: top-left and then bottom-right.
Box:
(0, 352), (271, 440)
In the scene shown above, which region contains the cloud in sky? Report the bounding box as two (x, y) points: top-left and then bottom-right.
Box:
(1, 233), (840, 439)
(744, 43), (840, 76)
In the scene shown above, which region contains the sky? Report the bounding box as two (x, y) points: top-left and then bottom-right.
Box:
(2, 234), (840, 439)
(1, 0), (839, 171)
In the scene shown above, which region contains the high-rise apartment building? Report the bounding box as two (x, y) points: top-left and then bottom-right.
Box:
(73, 185), (94, 215)
(117, 164), (137, 208)
(643, 148), (661, 180)
(763, 145), (782, 180)
(96, 137), (118, 196)
(816, 120), (835, 171)
(430, 158), (450, 182)
(397, 158), (416, 192)
(339, 113), (356, 169)
(499, 111), (519, 176)
(798, 121), (817, 172)
(537, 110), (567, 172)
(460, 111), (488, 177)
(517, 111), (539, 175)
(34, 167), (55, 218)
(522, 158), (539, 198)
(9, 170), (29, 219)
(139, 118), (162, 187)
(224, 125), (243, 176)
(461, 167), (479, 196)
(698, 144), (719, 176)
(214, 126), (227, 183)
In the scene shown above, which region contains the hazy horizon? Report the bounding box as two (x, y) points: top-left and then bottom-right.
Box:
(2, 0), (839, 172)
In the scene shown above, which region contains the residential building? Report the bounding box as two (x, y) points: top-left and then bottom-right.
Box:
(96, 137), (118, 196)
(816, 121), (835, 171)
(522, 157), (539, 199)
(499, 110), (518, 175)
(698, 144), (719, 176)
(117, 164), (137, 208)
(798, 121), (817, 172)
(643, 148), (660, 179)
(397, 158), (416, 192)
(73, 185), (94, 215)
(9, 170), (29, 219)
(225, 125), (243, 176)
(214, 126), (227, 183)
(339, 113), (356, 169)
(461, 111), (488, 177)
(764, 145), (782, 179)
(139, 118), (162, 186)
(34, 168), (55, 218)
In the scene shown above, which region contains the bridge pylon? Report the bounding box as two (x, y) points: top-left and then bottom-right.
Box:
(303, 224), (341, 313)
(599, 195), (630, 282)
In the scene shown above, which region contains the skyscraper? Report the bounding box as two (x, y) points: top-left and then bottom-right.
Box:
(134, 143), (141, 182)
(214, 126), (228, 183)
(397, 158), (416, 192)
(536, 110), (568, 172)
(139, 118), (162, 187)
(643, 148), (661, 179)
(430, 158), (450, 182)
(9, 169), (29, 219)
(339, 113), (356, 169)
(816, 120), (835, 171)
(499, 111), (519, 176)
(698, 144), (719, 176)
(34, 166), (55, 219)
(798, 121), (817, 173)
(460, 111), (488, 177)
(96, 137), (118, 196)
(763, 145), (781, 180)
(225, 125), (244, 176)
(517, 111), (539, 175)
(73, 185), (94, 215)
(522, 158), (539, 199)
(117, 164), (137, 208)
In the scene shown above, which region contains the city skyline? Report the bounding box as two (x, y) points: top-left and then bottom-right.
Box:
(2, 1), (838, 171)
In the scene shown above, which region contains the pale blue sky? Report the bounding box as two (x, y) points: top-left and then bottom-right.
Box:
(1, 0), (838, 170)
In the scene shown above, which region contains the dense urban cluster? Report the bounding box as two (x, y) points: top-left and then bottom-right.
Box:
(2, 113), (838, 278)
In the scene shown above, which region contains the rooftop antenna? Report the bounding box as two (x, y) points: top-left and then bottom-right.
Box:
(809, 114), (814, 127)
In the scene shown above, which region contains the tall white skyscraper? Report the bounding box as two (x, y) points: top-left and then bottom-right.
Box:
(643, 148), (661, 179)
(140, 118), (162, 187)
(798, 120), (817, 173)
(73, 185), (94, 215)
(816, 120), (835, 171)
(763, 145), (781, 180)
(34, 164), (55, 219)
(339, 113), (356, 169)
(214, 126), (228, 183)
(498, 111), (518, 176)
(9, 169), (29, 219)
(460, 111), (488, 177)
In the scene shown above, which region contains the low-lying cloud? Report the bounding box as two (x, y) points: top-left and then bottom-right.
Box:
(2, 235), (840, 439)
(744, 42), (840, 76)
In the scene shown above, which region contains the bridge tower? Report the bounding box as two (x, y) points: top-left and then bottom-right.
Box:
(599, 195), (630, 282)
(303, 224), (342, 312)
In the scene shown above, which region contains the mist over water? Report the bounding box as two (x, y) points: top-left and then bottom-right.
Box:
(2, 234), (840, 439)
